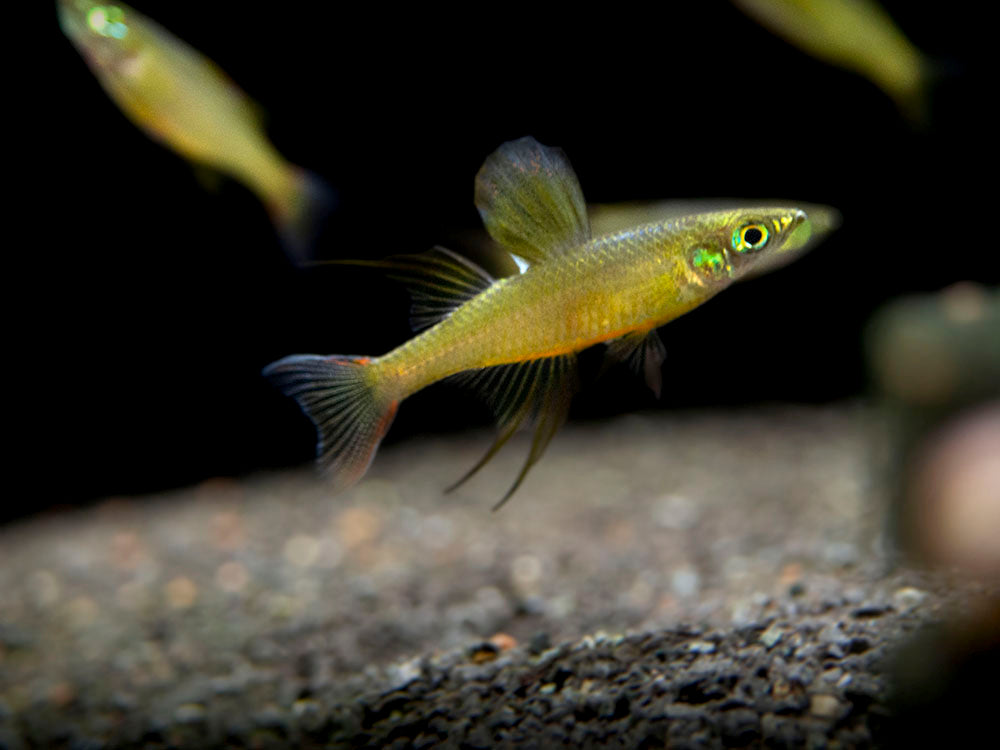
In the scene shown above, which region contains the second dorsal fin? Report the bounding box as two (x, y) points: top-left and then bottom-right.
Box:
(326, 246), (496, 331)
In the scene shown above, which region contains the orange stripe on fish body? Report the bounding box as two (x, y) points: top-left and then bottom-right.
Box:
(265, 136), (837, 506)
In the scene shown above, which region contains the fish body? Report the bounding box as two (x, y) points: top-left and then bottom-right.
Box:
(57, 0), (332, 258)
(381, 215), (789, 396)
(266, 137), (836, 506)
(732, 0), (929, 123)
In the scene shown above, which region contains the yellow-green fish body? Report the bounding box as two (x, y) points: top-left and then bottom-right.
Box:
(381, 214), (800, 395)
(732, 0), (929, 123)
(266, 138), (836, 506)
(57, 0), (332, 257)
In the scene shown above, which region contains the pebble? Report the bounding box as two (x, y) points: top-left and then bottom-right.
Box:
(686, 640), (717, 655)
(173, 703), (206, 725)
(283, 535), (321, 567)
(893, 586), (928, 611)
(253, 704), (286, 729)
(291, 697), (320, 719)
(671, 566), (701, 598)
(528, 632), (552, 655)
(215, 561), (249, 593)
(820, 667), (842, 683)
(760, 625), (784, 649)
(469, 642), (499, 664)
(809, 694), (843, 718)
(653, 494), (700, 531)
(387, 657), (424, 690)
(164, 577), (198, 610)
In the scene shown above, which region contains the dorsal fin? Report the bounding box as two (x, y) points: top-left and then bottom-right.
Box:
(383, 247), (496, 331)
(474, 136), (591, 265)
(447, 354), (577, 509)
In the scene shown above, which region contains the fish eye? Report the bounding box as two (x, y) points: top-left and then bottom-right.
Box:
(689, 246), (729, 279)
(731, 223), (769, 253)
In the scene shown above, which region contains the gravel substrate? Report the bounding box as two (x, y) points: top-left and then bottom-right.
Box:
(1, 404), (995, 748)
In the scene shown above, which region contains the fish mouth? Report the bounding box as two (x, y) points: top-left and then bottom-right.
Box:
(737, 204), (838, 279)
(781, 206), (836, 254)
(782, 209), (810, 251)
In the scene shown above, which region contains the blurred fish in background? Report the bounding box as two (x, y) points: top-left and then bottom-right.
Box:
(732, 0), (933, 125)
(57, 0), (335, 260)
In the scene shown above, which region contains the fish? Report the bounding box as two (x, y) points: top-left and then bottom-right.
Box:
(57, 0), (334, 260)
(265, 137), (837, 508)
(731, 0), (930, 124)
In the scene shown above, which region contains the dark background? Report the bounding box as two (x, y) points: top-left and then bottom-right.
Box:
(15, 1), (994, 522)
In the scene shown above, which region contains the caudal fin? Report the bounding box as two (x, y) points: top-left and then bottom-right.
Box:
(263, 355), (397, 489)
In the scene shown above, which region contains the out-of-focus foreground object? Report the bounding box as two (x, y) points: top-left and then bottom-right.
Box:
(866, 283), (1000, 746)
(866, 283), (1000, 573)
(731, 0), (931, 125)
(57, 0), (334, 260)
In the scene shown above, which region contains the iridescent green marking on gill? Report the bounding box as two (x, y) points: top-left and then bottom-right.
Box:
(690, 247), (729, 279)
(86, 5), (128, 39)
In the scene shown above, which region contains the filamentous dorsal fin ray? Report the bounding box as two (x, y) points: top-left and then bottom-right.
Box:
(605, 329), (667, 398)
(324, 247), (496, 331)
(446, 353), (577, 509)
(474, 136), (591, 265)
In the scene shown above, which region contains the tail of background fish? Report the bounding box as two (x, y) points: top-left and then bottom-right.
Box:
(263, 168), (337, 263)
(263, 354), (398, 489)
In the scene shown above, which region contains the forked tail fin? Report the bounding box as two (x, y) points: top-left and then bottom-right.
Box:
(263, 355), (397, 489)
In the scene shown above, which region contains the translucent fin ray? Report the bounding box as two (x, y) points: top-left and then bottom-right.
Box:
(321, 247), (495, 331)
(474, 136), (591, 265)
(447, 354), (577, 507)
(604, 329), (667, 398)
(263, 355), (398, 489)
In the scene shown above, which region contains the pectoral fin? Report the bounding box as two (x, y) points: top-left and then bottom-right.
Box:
(474, 136), (591, 265)
(605, 329), (667, 398)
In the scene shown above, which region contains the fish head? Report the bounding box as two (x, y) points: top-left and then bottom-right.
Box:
(57, 0), (141, 72)
(684, 205), (839, 286)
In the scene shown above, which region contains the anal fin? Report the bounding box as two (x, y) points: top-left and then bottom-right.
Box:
(447, 354), (577, 509)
